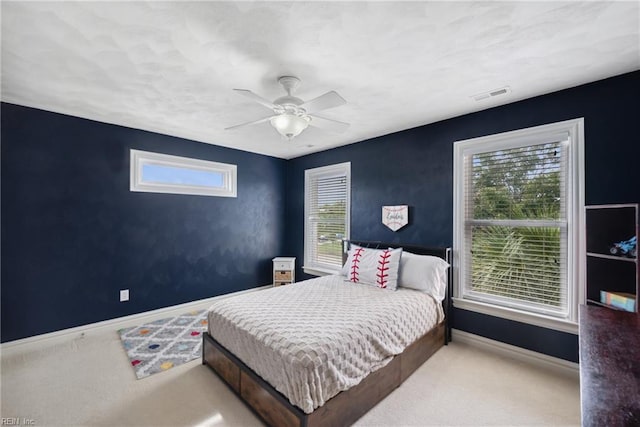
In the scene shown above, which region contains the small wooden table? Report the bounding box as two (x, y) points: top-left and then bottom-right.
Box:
(579, 305), (640, 426)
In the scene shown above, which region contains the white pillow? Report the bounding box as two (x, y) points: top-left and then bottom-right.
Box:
(343, 246), (403, 290)
(397, 251), (450, 301)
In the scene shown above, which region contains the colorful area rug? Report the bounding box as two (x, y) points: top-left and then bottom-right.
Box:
(118, 309), (208, 379)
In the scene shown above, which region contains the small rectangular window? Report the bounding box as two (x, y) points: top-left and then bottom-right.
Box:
(130, 149), (236, 197)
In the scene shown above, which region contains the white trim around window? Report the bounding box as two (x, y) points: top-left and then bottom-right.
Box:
(453, 118), (585, 334)
(130, 149), (237, 198)
(303, 162), (351, 276)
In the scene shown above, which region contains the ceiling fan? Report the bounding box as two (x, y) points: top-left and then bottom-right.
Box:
(226, 76), (349, 140)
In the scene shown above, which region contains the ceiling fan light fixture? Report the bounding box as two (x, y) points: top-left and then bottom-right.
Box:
(228, 75), (348, 138)
(270, 114), (310, 140)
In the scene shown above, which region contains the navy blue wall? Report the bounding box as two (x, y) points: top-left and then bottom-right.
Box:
(1, 103), (286, 342)
(3, 71), (638, 353)
(286, 71), (640, 362)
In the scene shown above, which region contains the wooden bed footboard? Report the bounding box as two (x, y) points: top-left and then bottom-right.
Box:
(202, 321), (445, 427)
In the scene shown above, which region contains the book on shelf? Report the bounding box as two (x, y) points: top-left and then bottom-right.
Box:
(600, 290), (637, 312)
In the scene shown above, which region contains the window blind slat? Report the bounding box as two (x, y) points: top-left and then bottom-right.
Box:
(305, 163), (350, 271)
(462, 138), (569, 314)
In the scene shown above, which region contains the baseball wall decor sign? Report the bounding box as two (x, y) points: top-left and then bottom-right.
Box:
(382, 205), (408, 231)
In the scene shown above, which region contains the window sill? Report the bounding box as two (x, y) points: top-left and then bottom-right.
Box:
(303, 266), (341, 277)
(453, 297), (579, 335)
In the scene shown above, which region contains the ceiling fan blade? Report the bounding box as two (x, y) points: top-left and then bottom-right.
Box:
(233, 89), (277, 110)
(225, 116), (273, 130)
(308, 114), (350, 133)
(300, 91), (346, 114)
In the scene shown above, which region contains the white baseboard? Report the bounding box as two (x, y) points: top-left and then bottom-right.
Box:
(1, 285), (271, 356)
(452, 329), (579, 376)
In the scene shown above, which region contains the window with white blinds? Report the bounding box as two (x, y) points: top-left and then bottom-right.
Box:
(304, 162), (351, 275)
(453, 119), (584, 332)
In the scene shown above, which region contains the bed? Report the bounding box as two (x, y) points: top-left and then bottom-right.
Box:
(202, 240), (452, 427)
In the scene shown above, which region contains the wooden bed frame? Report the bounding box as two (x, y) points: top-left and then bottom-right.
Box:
(202, 240), (452, 427)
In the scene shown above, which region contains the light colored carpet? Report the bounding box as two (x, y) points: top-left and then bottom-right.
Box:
(1, 328), (580, 427)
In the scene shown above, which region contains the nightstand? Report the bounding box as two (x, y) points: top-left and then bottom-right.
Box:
(273, 257), (295, 286)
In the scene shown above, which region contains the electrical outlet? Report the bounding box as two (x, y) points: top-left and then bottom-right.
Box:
(120, 289), (129, 302)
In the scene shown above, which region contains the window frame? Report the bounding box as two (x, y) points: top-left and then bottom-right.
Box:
(453, 119), (585, 334)
(303, 162), (351, 276)
(130, 149), (237, 198)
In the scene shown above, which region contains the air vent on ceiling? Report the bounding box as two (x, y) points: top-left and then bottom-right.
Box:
(472, 86), (511, 102)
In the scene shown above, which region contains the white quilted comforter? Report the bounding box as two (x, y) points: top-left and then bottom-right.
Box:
(207, 274), (444, 414)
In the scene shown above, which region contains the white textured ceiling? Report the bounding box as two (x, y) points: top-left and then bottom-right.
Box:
(2, 1), (639, 159)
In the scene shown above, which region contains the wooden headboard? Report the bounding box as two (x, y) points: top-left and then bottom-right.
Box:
(342, 239), (452, 343)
